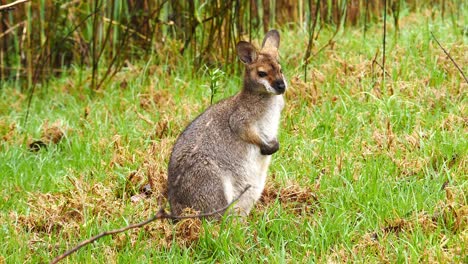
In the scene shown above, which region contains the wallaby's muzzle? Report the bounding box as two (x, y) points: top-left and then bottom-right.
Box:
(273, 79), (286, 94)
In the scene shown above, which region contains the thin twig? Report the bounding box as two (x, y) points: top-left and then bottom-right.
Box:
(364, 0), (369, 38)
(50, 185), (251, 264)
(303, 0), (321, 83)
(23, 4), (102, 127)
(430, 31), (468, 85)
(95, 21), (131, 90)
(382, 0), (387, 85)
(313, 29), (337, 57)
(179, 1), (233, 55)
(373, 60), (391, 78)
(0, 21), (25, 39)
(312, 1), (347, 57)
(0, 0), (29, 12)
(90, 0), (100, 91)
(102, 17), (149, 41)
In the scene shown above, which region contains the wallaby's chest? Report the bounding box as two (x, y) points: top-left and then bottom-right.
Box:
(254, 96), (284, 139)
(239, 95), (284, 198)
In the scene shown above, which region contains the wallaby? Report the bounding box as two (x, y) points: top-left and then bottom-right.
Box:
(167, 30), (287, 217)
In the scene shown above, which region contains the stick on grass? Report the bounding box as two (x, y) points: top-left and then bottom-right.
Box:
(50, 185), (251, 264)
(430, 31), (468, 85)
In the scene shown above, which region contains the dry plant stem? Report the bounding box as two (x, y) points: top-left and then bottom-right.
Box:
(0, 0), (30, 12)
(103, 17), (148, 41)
(382, 0), (387, 86)
(303, 0), (321, 83)
(374, 60), (391, 78)
(50, 185), (251, 264)
(90, 0), (100, 91)
(314, 1), (346, 58)
(95, 24), (131, 90)
(23, 5), (102, 127)
(0, 21), (25, 39)
(364, 0), (370, 38)
(430, 31), (468, 85)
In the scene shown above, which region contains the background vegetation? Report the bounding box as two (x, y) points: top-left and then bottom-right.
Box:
(0, 0), (467, 263)
(1, 0), (465, 85)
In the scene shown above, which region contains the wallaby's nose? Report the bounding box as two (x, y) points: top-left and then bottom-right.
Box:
(273, 80), (286, 94)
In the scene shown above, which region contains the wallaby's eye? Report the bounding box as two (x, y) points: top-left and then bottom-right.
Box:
(280, 69), (283, 74)
(258, 71), (267, 78)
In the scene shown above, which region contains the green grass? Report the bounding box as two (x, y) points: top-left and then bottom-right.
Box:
(1, 10), (467, 263)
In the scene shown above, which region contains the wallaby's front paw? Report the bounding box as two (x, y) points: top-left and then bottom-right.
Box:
(260, 140), (279, 155)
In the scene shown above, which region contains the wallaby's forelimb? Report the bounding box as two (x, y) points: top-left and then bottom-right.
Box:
(229, 112), (279, 155)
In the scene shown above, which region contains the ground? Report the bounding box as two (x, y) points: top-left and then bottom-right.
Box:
(0, 11), (467, 263)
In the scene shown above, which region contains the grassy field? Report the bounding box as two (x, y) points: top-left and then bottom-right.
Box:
(1, 10), (467, 263)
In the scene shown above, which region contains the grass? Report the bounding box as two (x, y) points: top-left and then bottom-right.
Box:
(1, 9), (467, 263)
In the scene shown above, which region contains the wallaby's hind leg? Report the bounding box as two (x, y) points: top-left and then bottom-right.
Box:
(168, 164), (229, 217)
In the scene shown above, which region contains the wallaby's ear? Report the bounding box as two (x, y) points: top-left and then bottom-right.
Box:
(237, 41), (257, 64)
(261, 30), (280, 51)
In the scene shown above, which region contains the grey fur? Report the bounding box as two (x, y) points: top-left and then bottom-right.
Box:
(167, 30), (287, 217)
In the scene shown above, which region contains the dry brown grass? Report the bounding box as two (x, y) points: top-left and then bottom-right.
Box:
(326, 184), (468, 263)
(10, 153), (322, 254)
(286, 75), (322, 106)
(139, 89), (174, 111)
(259, 178), (319, 215)
(15, 178), (119, 238)
(11, 167), (206, 253)
(328, 216), (466, 263)
(22, 120), (69, 152)
(0, 121), (17, 143)
(41, 120), (67, 144)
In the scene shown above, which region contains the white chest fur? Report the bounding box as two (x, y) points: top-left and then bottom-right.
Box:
(256, 95), (284, 142)
(229, 144), (271, 215)
(224, 95), (284, 214)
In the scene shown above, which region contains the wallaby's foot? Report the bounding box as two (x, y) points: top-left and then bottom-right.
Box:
(260, 139), (279, 155)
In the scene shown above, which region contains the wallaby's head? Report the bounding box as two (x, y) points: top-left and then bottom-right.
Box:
(237, 30), (287, 95)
